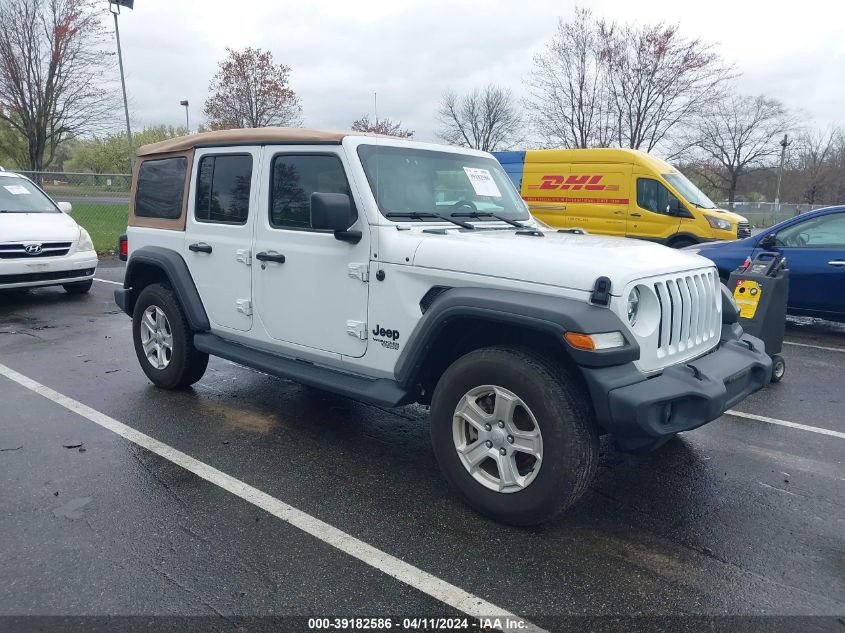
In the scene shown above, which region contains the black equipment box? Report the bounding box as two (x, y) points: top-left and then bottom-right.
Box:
(727, 252), (789, 381)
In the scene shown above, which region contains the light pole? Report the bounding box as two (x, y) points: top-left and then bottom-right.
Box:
(773, 133), (791, 222)
(180, 100), (190, 133)
(109, 0), (134, 171)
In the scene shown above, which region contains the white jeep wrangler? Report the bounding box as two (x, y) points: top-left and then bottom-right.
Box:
(115, 128), (771, 525)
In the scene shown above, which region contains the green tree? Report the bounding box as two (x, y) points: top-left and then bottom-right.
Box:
(65, 125), (189, 174)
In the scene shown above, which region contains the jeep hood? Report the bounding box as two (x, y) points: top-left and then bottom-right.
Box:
(411, 230), (716, 295)
(0, 211), (79, 243)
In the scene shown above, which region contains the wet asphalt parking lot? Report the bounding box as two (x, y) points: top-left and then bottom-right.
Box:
(0, 259), (843, 633)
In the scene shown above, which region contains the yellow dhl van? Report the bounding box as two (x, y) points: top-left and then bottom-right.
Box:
(494, 148), (750, 247)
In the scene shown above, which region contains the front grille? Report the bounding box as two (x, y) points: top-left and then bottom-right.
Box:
(0, 268), (94, 285)
(652, 270), (720, 361)
(0, 241), (73, 259)
(737, 222), (751, 239)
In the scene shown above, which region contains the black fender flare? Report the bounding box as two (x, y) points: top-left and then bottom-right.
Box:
(394, 287), (639, 388)
(116, 246), (210, 331)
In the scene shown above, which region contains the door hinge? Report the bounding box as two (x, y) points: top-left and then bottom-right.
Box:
(236, 249), (252, 266)
(348, 262), (369, 282)
(236, 299), (253, 316)
(346, 320), (367, 339)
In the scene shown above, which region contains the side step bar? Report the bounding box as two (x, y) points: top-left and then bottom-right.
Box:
(193, 333), (412, 408)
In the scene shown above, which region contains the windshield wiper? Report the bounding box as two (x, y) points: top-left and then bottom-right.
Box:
(451, 211), (527, 228)
(385, 211), (474, 229)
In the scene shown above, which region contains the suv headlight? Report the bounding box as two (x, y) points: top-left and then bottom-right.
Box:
(705, 215), (732, 231)
(76, 227), (95, 252)
(627, 287), (640, 325)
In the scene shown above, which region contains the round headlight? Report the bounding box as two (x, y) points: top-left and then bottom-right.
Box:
(627, 287), (640, 325)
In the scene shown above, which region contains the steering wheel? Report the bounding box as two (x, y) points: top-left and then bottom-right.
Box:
(784, 232), (808, 247)
(450, 200), (477, 211)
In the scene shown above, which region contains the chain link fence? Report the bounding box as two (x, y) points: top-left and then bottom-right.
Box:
(17, 171), (131, 254)
(720, 202), (832, 229)
(13, 171), (842, 250)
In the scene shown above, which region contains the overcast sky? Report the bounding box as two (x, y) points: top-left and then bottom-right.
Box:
(114, 0), (844, 143)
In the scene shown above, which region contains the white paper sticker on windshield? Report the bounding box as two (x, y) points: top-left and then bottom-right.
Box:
(4, 185), (30, 195)
(463, 167), (501, 197)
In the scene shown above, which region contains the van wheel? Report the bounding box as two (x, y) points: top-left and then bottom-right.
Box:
(132, 283), (208, 389)
(669, 237), (696, 249)
(63, 280), (93, 294)
(430, 346), (599, 526)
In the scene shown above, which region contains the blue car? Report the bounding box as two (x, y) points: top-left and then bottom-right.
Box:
(686, 205), (845, 322)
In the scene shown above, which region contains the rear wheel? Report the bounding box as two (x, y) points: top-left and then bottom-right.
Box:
(63, 279), (93, 294)
(132, 283), (208, 389)
(430, 346), (599, 525)
(771, 354), (786, 383)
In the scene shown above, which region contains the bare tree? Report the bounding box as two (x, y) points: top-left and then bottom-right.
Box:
(600, 20), (733, 152)
(0, 0), (113, 173)
(795, 126), (839, 205)
(204, 47), (302, 130)
(691, 94), (793, 206)
(436, 84), (522, 152)
(350, 115), (413, 138)
(524, 8), (614, 148)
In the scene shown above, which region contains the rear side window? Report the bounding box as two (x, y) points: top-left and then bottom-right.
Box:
(270, 154), (350, 229)
(135, 157), (188, 219)
(195, 154), (253, 224)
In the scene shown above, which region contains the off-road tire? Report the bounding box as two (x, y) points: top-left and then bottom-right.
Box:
(63, 279), (93, 294)
(132, 283), (208, 389)
(430, 346), (599, 526)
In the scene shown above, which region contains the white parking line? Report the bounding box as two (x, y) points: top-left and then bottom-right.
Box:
(94, 278), (122, 286)
(0, 362), (547, 633)
(784, 340), (845, 354)
(725, 409), (845, 439)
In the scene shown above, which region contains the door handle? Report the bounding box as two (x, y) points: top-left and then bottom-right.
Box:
(630, 213), (642, 218)
(189, 242), (212, 254)
(828, 260), (845, 266)
(256, 251), (286, 264)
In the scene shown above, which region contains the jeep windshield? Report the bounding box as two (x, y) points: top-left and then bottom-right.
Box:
(357, 144), (529, 222)
(0, 176), (59, 213)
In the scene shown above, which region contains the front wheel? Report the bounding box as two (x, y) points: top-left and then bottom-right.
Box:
(132, 283), (208, 389)
(63, 279), (93, 294)
(430, 346), (599, 526)
(669, 237), (697, 249)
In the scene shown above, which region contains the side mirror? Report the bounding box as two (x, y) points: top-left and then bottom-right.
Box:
(311, 192), (361, 244)
(57, 201), (72, 214)
(666, 198), (684, 216)
(759, 233), (777, 249)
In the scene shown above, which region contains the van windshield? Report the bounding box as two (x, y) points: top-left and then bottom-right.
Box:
(664, 172), (718, 210)
(0, 177), (59, 213)
(357, 144), (529, 221)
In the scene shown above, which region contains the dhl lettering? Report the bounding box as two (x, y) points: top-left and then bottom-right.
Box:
(539, 175), (566, 189)
(531, 175), (618, 192)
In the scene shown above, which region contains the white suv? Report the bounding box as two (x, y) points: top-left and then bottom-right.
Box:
(0, 171), (97, 294)
(115, 128), (771, 525)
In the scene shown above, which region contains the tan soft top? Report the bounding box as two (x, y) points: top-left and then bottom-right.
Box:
(137, 127), (390, 157)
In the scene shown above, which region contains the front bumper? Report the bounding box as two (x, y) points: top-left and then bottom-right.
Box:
(0, 251), (98, 290)
(582, 327), (772, 451)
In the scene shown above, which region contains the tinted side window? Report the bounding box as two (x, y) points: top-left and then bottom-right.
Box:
(135, 157), (187, 219)
(270, 155), (350, 229)
(195, 154), (253, 225)
(637, 178), (679, 215)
